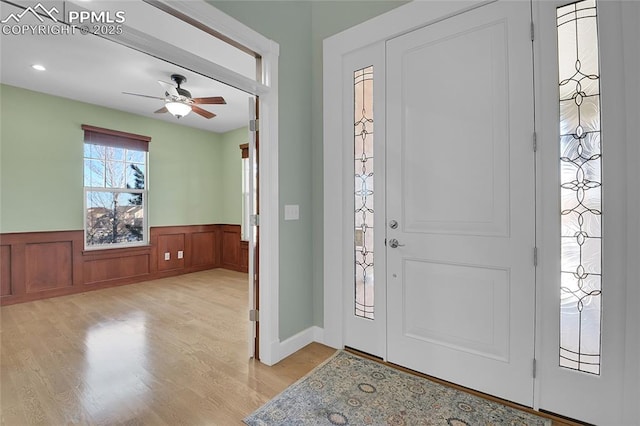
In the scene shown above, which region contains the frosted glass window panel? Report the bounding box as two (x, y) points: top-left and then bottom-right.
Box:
(557, 0), (602, 375)
(561, 210), (602, 238)
(355, 249), (375, 318)
(353, 65), (375, 320)
(560, 134), (601, 163)
(580, 238), (602, 274)
(355, 124), (375, 159)
(576, 18), (600, 74)
(355, 160), (375, 184)
(560, 274), (601, 375)
(560, 238), (581, 272)
(559, 98), (600, 136)
(559, 101), (579, 136)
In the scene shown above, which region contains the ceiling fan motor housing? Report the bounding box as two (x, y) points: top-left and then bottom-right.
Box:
(169, 74), (192, 99)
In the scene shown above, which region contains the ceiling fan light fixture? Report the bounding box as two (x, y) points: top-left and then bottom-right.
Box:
(166, 101), (191, 118)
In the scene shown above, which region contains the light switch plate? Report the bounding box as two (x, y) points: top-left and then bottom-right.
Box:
(284, 204), (299, 220)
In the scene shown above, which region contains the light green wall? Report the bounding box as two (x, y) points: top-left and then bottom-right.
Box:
(219, 126), (247, 225)
(0, 84), (243, 233)
(209, 1), (406, 340)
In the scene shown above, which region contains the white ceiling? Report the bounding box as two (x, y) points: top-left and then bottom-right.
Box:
(0, 1), (254, 134)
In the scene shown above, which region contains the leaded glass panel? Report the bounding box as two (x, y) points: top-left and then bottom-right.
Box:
(354, 66), (374, 320)
(557, 0), (602, 375)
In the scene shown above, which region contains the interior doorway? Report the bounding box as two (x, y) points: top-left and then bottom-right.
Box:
(0, 0), (278, 363)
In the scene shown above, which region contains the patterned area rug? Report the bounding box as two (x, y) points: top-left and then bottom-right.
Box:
(245, 351), (551, 426)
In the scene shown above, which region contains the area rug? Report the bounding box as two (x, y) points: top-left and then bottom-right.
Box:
(244, 351), (551, 426)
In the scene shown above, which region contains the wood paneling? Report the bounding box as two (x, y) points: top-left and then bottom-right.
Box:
(25, 241), (73, 293)
(1, 245), (11, 296)
(157, 234), (185, 272)
(149, 225), (219, 275)
(84, 252), (150, 285)
(1, 224), (247, 305)
(222, 225), (240, 270)
(192, 231), (216, 267)
(0, 230), (83, 303)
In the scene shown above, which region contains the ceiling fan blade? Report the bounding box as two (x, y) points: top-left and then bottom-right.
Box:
(122, 92), (165, 100)
(192, 105), (216, 119)
(158, 80), (179, 97)
(192, 96), (226, 105)
(154, 106), (168, 114)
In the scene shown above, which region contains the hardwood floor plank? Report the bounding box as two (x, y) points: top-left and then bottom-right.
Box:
(1, 269), (335, 425)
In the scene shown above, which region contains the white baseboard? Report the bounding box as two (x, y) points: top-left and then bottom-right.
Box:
(268, 326), (325, 365)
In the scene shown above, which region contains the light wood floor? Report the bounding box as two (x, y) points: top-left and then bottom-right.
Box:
(0, 269), (336, 425)
(1, 269), (579, 426)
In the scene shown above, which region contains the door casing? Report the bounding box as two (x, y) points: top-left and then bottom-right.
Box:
(141, 0), (281, 365)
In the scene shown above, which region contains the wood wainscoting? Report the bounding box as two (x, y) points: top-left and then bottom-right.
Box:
(0, 224), (247, 305)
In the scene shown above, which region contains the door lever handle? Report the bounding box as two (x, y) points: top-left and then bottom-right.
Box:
(388, 238), (404, 248)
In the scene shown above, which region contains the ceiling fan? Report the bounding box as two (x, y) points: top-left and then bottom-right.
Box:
(123, 74), (226, 119)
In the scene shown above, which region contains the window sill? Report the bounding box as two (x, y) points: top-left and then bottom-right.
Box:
(82, 245), (152, 256)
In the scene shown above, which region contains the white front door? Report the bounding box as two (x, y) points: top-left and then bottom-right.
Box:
(386, 1), (536, 406)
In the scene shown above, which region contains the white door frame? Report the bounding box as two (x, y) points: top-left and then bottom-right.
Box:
(324, 0), (638, 423)
(131, 0), (281, 365)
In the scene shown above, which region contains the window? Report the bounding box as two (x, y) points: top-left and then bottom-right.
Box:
(83, 125), (150, 249)
(556, 0), (603, 375)
(353, 65), (374, 320)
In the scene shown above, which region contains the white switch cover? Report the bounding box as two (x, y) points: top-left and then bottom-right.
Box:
(284, 204), (299, 220)
(164, 252), (170, 261)
(177, 250), (184, 259)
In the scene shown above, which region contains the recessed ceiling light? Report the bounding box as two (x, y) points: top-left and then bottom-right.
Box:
(31, 64), (46, 71)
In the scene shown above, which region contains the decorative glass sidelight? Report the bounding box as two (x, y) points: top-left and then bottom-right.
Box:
(354, 66), (374, 319)
(557, 0), (602, 375)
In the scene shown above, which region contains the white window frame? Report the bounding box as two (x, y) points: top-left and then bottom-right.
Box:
(83, 146), (149, 251)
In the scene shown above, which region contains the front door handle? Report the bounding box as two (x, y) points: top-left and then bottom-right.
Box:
(388, 238), (404, 248)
